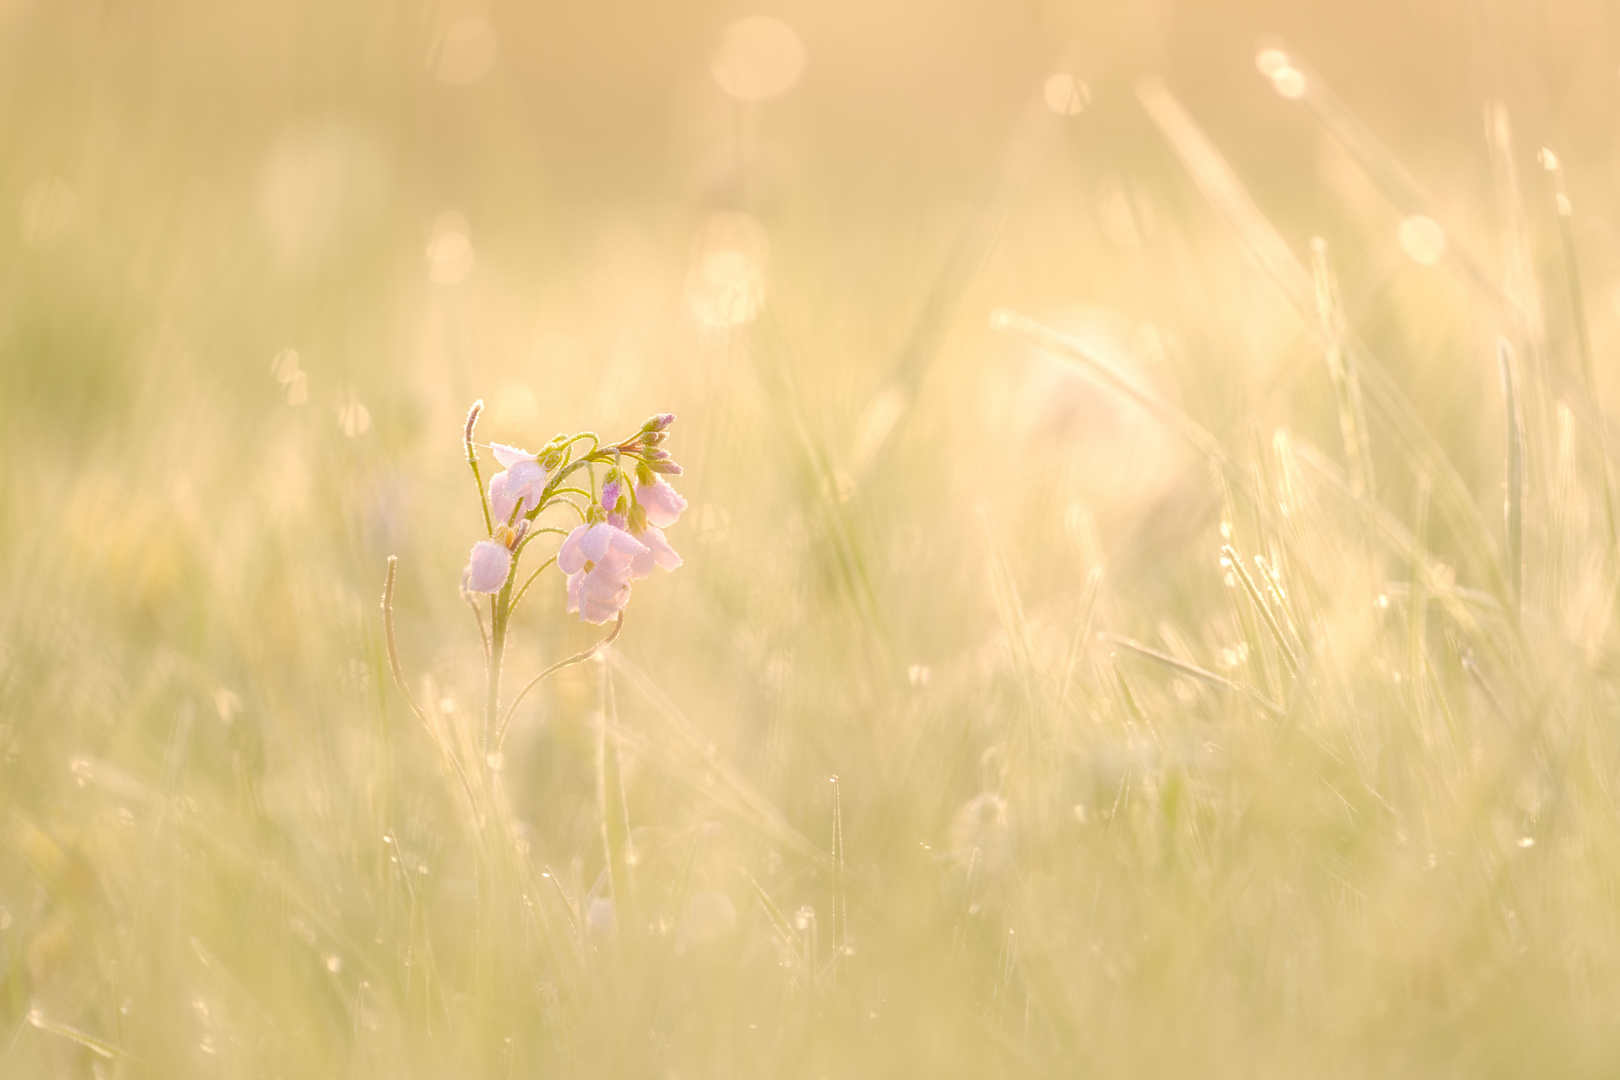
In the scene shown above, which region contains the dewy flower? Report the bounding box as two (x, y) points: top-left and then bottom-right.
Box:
(628, 524), (681, 580)
(558, 522), (649, 624)
(489, 442), (547, 521)
(635, 477), (687, 528)
(465, 539), (513, 594)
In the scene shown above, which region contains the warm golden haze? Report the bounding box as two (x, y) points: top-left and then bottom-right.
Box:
(3, 1), (1620, 1076)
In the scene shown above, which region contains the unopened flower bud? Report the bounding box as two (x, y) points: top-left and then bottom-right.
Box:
(601, 475), (623, 512)
(641, 430), (667, 446)
(465, 539), (512, 593)
(652, 460), (683, 476)
(644, 447), (672, 462)
(642, 413), (676, 434)
(464, 400), (484, 445)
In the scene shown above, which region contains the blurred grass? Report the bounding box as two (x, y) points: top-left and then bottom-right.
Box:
(5, 0), (1620, 1076)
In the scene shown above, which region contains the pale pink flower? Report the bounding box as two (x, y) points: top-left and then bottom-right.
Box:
(567, 557), (634, 623)
(464, 539), (512, 593)
(636, 478), (687, 528)
(628, 525), (682, 580)
(558, 522), (649, 624)
(489, 442), (547, 520)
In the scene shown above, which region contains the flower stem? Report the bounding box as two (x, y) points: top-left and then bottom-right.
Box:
(485, 587), (511, 756)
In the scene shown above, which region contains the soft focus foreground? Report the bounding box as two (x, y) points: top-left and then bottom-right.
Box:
(5, 1), (1620, 1076)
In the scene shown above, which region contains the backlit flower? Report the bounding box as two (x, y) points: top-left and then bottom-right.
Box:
(636, 478), (687, 528)
(628, 524), (682, 580)
(489, 443), (547, 520)
(558, 522), (649, 624)
(464, 539), (512, 593)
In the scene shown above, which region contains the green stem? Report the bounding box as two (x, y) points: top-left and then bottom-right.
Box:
(466, 423), (493, 538)
(510, 554), (559, 615)
(600, 659), (636, 943)
(485, 567), (518, 754)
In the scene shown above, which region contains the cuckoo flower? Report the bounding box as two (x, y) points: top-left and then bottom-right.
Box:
(635, 477), (687, 529)
(628, 524), (681, 580)
(558, 522), (649, 624)
(464, 538), (512, 594)
(489, 443), (547, 521)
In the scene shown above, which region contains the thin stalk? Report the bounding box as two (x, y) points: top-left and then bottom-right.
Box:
(599, 659), (636, 942)
(1499, 340), (1526, 615)
(464, 401), (493, 537)
(484, 568), (518, 755)
(465, 593), (489, 664)
(1310, 238), (1375, 501)
(382, 557), (478, 815)
(1222, 545), (1301, 676)
(509, 554), (559, 615)
(497, 612), (624, 749)
(1543, 152), (1619, 556)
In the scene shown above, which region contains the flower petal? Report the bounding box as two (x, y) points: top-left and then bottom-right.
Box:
(577, 523), (611, 564)
(557, 524), (590, 574)
(505, 458), (546, 496)
(607, 525), (649, 556)
(490, 442), (536, 469)
(465, 540), (512, 593)
(639, 525), (682, 571)
(566, 569), (584, 614)
(636, 478), (687, 528)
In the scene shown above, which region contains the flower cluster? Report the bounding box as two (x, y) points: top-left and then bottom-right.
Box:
(460, 408), (687, 626)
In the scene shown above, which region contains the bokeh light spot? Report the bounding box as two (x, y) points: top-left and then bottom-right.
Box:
(431, 20), (498, 85)
(337, 394), (371, 437)
(426, 211), (474, 284)
(1255, 48), (1290, 77)
(1270, 67), (1307, 98)
(271, 348), (308, 405)
(685, 211), (768, 327)
(710, 17), (804, 101)
(1397, 214), (1446, 265)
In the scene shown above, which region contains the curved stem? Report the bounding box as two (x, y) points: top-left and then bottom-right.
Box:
(535, 496), (586, 523)
(510, 553), (559, 615)
(496, 611), (625, 750)
(466, 425), (493, 539)
(382, 557), (480, 815)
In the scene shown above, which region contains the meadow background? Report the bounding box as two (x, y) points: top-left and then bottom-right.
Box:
(4, 0), (1620, 1076)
